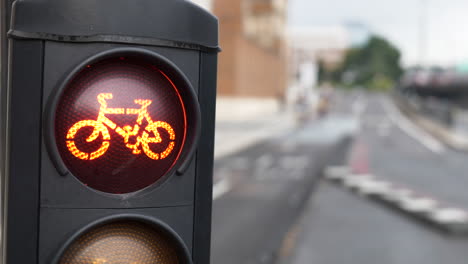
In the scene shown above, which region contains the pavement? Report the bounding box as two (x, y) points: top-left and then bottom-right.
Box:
(214, 97), (295, 160)
(213, 97), (296, 199)
(281, 92), (468, 264)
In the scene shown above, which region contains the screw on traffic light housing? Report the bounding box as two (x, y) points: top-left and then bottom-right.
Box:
(2, 0), (219, 263)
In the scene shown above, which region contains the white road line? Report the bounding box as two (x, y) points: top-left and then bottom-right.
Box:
(357, 179), (392, 196)
(325, 167), (468, 230)
(324, 166), (349, 180)
(325, 166), (468, 231)
(429, 208), (468, 224)
(382, 188), (413, 203)
(382, 99), (445, 154)
(398, 197), (438, 213)
(343, 174), (374, 189)
(212, 177), (232, 200)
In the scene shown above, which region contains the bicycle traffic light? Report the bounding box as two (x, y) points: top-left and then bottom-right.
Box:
(2, 0), (218, 263)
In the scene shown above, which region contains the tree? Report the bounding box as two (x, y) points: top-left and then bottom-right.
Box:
(334, 35), (403, 90)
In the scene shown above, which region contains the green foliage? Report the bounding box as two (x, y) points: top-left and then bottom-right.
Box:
(325, 35), (403, 90)
(367, 74), (394, 91)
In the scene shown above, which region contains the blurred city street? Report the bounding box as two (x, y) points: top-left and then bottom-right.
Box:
(211, 93), (356, 264)
(211, 92), (468, 264)
(284, 93), (468, 264)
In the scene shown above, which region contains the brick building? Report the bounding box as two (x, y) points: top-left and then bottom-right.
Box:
(213, 0), (288, 97)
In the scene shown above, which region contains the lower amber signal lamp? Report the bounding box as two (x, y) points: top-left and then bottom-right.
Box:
(58, 221), (184, 264)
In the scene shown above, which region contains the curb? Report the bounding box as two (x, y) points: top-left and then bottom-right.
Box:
(393, 95), (468, 152)
(325, 166), (468, 235)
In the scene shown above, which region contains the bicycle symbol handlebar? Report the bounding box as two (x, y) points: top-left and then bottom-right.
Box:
(66, 93), (176, 161)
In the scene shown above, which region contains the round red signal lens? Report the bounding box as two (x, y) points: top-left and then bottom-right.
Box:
(58, 221), (181, 264)
(55, 56), (187, 194)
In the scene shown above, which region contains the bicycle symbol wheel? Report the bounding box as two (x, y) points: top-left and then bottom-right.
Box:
(66, 120), (111, 160)
(141, 121), (176, 160)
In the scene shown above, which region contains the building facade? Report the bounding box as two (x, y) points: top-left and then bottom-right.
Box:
(213, 0), (288, 97)
(287, 25), (350, 77)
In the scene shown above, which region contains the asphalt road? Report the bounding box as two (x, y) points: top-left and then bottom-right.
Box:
(365, 96), (468, 209)
(285, 92), (468, 264)
(210, 114), (354, 264)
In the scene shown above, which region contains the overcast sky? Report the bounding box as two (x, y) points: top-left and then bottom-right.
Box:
(288, 0), (468, 67)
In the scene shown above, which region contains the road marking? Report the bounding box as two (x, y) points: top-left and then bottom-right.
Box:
(254, 154), (274, 180)
(429, 208), (468, 224)
(279, 156), (309, 170)
(343, 174), (373, 189)
(213, 177), (232, 200)
(357, 179), (392, 196)
(382, 188), (413, 203)
(324, 166), (349, 180)
(251, 155), (310, 181)
(324, 166), (468, 234)
(398, 197), (438, 212)
(348, 140), (370, 174)
(383, 99), (445, 154)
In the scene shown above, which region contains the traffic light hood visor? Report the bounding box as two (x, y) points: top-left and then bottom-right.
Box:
(8, 0), (220, 53)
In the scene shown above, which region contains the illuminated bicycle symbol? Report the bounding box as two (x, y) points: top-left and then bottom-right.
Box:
(66, 93), (176, 161)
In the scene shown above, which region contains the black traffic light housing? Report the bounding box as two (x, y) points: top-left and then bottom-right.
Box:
(2, 0), (218, 263)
